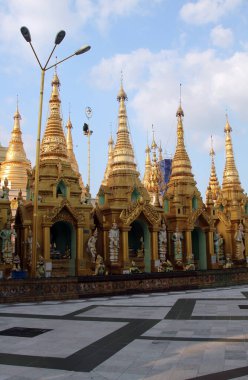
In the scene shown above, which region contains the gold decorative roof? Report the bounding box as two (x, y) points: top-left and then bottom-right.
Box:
(222, 116), (243, 193)
(205, 185), (214, 208)
(40, 72), (68, 161)
(1, 106), (31, 194)
(102, 133), (114, 186)
(146, 134), (163, 207)
(207, 136), (221, 202)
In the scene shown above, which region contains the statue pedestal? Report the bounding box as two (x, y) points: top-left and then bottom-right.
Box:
(110, 262), (122, 275)
(134, 257), (145, 272)
(0, 264), (12, 279)
(51, 259), (69, 277)
(11, 271), (28, 279)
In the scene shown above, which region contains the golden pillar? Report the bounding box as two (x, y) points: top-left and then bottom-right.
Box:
(76, 224), (84, 275)
(41, 221), (51, 263)
(245, 231), (248, 263)
(151, 227), (159, 271)
(102, 227), (108, 261)
(121, 226), (130, 269)
(207, 230), (216, 269)
(185, 230), (192, 262)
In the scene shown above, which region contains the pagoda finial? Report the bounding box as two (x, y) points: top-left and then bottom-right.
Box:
(210, 135), (215, 157)
(151, 125), (157, 150)
(224, 112), (232, 133)
(158, 141), (163, 161)
(117, 72), (127, 102)
(176, 83), (184, 118)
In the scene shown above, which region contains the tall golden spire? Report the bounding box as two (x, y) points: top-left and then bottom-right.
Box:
(108, 81), (138, 177)
(222, 115), (242, 192)
(102, 133), (114, 185)
(207, 135), (221, 202)
(1, 104), (31, 194)
(143, 138), (151, 188)
(100, 80), (150, 207)
(40, 72), (68, 161)
(168, 101), (195, 183)
(66, 115), (79, 174)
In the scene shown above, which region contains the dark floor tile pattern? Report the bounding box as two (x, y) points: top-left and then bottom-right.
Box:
(0, 327), (51, 338)
(1, 288), (248, 378)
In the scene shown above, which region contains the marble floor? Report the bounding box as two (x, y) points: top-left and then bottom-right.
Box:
(1, 286), (248, 379)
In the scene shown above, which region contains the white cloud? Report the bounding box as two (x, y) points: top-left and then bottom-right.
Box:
(180, 0), (242, 25)
(203, 134), (224, 153)
(210, 25), (233, 48)
(0, 0), (158, 59)
(95, 0), (140, 31)
(90, 47), (248, 155)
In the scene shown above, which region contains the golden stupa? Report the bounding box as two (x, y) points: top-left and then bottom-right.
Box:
(163, 102), (215, 269)
(0, 106), (31, 214)
(15, 71), (92, 276)
(96, 81), (162, 273)
(211, 116), (248, 263)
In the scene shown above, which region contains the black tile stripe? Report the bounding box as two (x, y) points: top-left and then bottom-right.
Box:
(187, 365), (248, 380)
(0, 319), (160, 372)
(165, 299), (196, 319)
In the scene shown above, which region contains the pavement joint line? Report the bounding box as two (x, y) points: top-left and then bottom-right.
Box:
(138, 336), (248, 342)
(0, 318), (160, 372)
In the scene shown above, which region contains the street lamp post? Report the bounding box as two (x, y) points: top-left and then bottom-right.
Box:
(20, 26), (91, 277)
(83, 106), (93, 194)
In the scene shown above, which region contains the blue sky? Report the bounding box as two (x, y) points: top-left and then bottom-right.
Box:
(0, 0), (248, 198)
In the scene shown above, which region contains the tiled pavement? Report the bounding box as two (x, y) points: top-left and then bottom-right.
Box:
(1, 286), (248, 379)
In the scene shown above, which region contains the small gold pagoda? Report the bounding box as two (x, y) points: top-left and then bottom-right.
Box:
(213, 116), (248, 263)
(15, 72), (92, 276)
(164, 102), (215, 269)
(96, 82), (162, 273)
(0, 106), (31, 214)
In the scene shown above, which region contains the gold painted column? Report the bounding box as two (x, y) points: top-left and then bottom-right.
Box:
(121, 226), (130, 270)
(225, 229), (233, 260)
(245, 231), (248, 264)
(40, 218), (52, 277)
(151, 227), (159, 271)
(102, 227), (108, 261)
(76, 224), (84, 275)
(42, 224), (51, 263)
(185, 230), (192, 263)
(207, 229), (216, 269)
